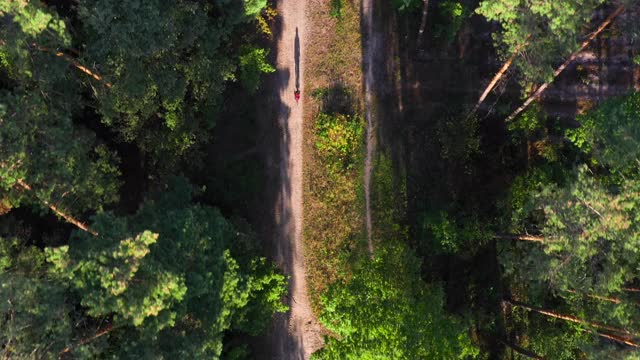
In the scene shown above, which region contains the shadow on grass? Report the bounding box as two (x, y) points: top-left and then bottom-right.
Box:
(311, 82), (357, 115)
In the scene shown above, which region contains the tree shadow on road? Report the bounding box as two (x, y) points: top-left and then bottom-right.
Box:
(252, 2), (312, 359)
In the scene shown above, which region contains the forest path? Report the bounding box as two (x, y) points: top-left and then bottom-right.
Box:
(269, 0), (324, 358)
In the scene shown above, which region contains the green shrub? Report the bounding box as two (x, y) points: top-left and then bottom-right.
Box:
(434, 1), (468, 43)
(420, 211), (491, 255)
(330, 0), (343, 18)
(394, 0), (420, 12)
(239, 47), (275, 94)
(313, 243), (479, 359)
(314, 112), (364, 173)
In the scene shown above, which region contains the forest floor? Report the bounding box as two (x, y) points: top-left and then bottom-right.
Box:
(266, 0), (324, 358)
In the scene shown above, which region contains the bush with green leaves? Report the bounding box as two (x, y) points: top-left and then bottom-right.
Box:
(420, 211), (491, 255)
(315, 113), (364, 173)
(239, 47), (276, 93)
(313, 243), (479, 359)
(567, 92), (640, 171)
(434, 1), (469, 43)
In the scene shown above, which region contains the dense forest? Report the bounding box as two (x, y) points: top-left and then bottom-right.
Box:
(3, 0), (640, 359)
(0, 0), (285, 358)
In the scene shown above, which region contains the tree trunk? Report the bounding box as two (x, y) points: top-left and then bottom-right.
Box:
(31, 44), (112, 88)
(501, 339), (545, 359)
(58, 324), (114, 358)
(564, 289), (629, 305)
(597, 331), (640, 348)
(15, 179), (98, 236)
(416, 0), (430, 50)
(506, 299), (633, 336)
(495, 234), (545, 243)
(473, 35), (531, 113)
(504, 5), (625, 122)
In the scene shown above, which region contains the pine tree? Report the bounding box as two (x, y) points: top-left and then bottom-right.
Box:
(0, 0), (121, 224)
(46, 178), (287, 358)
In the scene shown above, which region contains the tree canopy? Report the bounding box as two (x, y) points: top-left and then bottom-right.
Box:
(2, 179), (287, 358)
(476, 0), (608, 83)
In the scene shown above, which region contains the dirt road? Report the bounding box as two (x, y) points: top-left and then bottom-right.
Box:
(268, 0), (324, 358)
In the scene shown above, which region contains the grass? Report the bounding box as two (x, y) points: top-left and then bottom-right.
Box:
(303, 0), (365, 312)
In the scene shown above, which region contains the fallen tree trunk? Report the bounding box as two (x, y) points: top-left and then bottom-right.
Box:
(504, 5), (625, 122)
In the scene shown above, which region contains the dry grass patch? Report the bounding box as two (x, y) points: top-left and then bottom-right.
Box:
(303, 0), (366, 312)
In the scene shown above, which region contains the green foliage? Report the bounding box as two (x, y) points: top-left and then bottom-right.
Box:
(0, 237), (73, 359)
(45, 179), (287, 357)
(476, 0), (607, 83)
(502, 165), (640, 340)
(2, 180), (286, 358)
(0, 0), (70, 80)
(502, 166), (558, 231)
(0, 90), (121, 215)
(239, 47), (275, 94)
(394, 0), (421, 12)
(536, 166), (640, 296)
(0, 1), (121, 216)
(315, 113), (364, 173)
(508, 307), (591, 360)
(567, 92), (640, 171)
(435, 113), (480, 173)
(420, 211), (491, 255)
(434, 1), (468, 43)
(330, 0), (344, 19)
(77, 0), (259, 161)
(314, 243), (479, 359)
(508, 104), (546, 137)
(1, 1), (283, 358)
(244, 0), (268, 17)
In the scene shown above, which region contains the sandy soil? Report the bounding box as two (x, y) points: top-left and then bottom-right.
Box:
(267, 0), (324, 358)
